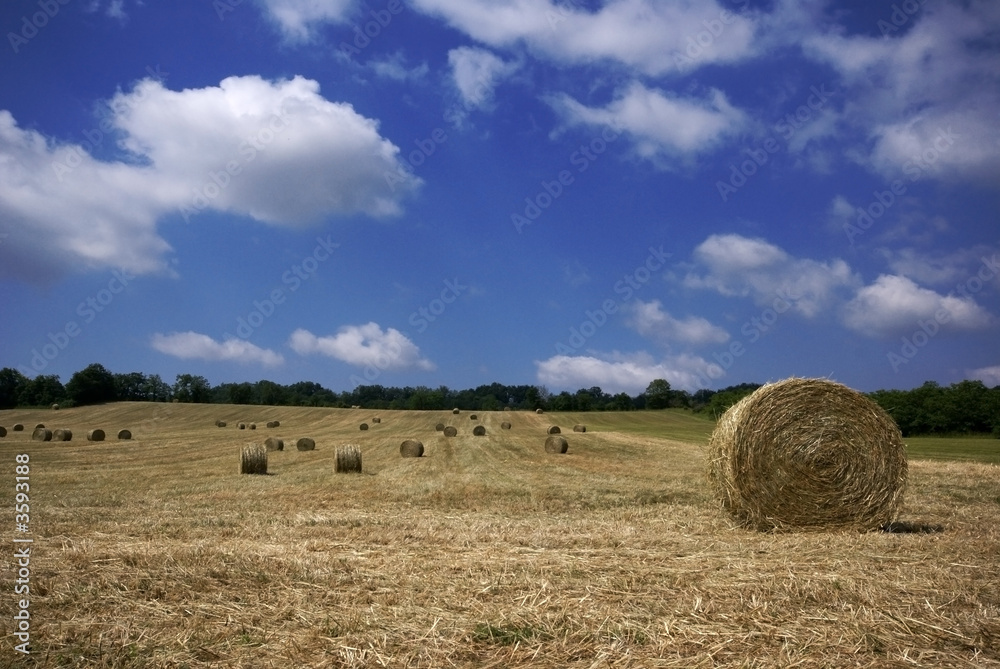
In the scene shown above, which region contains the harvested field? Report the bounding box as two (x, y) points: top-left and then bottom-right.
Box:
(0, 402), (997, 668)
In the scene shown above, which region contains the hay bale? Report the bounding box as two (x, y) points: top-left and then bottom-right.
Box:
(452, 408), (460, 414)
(216, 420), (227, 428)
(266, 421), (280, 428)
(335, 444), (363, 473)
(296, 437), (316, 451)
(372, 417), (381, 424)
(52, 428), (72, 442)
(469, 414), (478, 420)
(31, 428), (52, 442)
(536, 409), (544, 414)
(117, 429), (132, 440)
(0, 427), (6, 438)
(473, 425), (486, 436)
(443, 426), (458, 437)
(573, 424), (587, 433)
(400, 440), (424, 458)
(707, 377), (908, 532)
(34, 423), (44, 429)
(547, 426), (561, 434)
(13, 424), (24, 432)
(359, 423), (369, 431)
(87, 429), (105, 442)
(238, 422), (246, 430)
(435, 423), (445, 432)
(51, 403), (59, 410)
(544, 435), (568, 454)
(264, 437), (284, 451)
(249, 423), (257, 430)
(501, 422), (511, 430)
(240, 442), (268, 475)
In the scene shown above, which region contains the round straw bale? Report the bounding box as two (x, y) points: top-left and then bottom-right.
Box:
(51, 403), (59, 410)
(52, 428), (72, 442)
(469, 414), (478, 420)
(473, 425), (486, 436)
(452, 408), (460, 414)
(238, 422), (246, 430)
(249, 423), (257, 430)
(573, 424), (587, 433)
(435, 423), (445, 432)
(400, 440), (424, 458)
(87, 429), (105, 442)
(372, 417), (381, 424)
(264, 437), (284, 452)
(443, 426), (458, 437)
(544, 435), (568, 454)
(117, 429), (132, 440)
(335, 444), (363, 473)
(547, 426), (561, 434)
(0, 427), (6, 438)
(240, 442), (268, 475)
(359, 423), (369, 431)
(13, 424), (24, 431)
(536, 409), (544, 414)
(707, 377), (908, 532)
(296, 437), (316, 451)
(32, 428), (52, 442)
(216, 420), (227, 428)
(501, 421), (511, 430)
(34, 423), (44, 429)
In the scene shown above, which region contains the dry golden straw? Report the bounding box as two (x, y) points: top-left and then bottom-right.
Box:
(32, 428), (52, 442)
(240, 443), (268, 475)
(335, 444), (363, 473)
(707, 377), (908, 532)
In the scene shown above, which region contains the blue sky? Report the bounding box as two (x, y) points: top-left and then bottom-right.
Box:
(1, 0), (998, 395)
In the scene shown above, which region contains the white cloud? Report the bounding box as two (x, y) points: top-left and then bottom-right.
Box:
(879, 247), (1000, 287)
(841, 275), (993, 338)
(369, 52), (429, 81)
(628, 299), (729, 346)
(549, 83), (746, 166)
(257, 0), (357, 42)
(289, 324), (435, 371)
(0, 75), (419, 283)
(151, 332), (284, 367)
(968, 365), (1000, 388)
(448, 46), (519, 111)
(684, 234), (859, 317)
(536, 351), (717, 395)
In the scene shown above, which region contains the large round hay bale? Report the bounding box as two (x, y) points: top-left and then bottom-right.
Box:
(238, 422), (246, 430)
(443, 426), (458, 437)
(452, 408), (460, 414)
(707, 377), (908, 532)
(264, 437), (284, 451)
(501, 421), (511, 430)
(335, 444), (363, 473)
(52, 428), (72, 442)
(117, 429), (132, 440)
(473, 425), (486, 436)
(32, 428), (52, 442)
(573, 424), (587, 433)
(249, 423), (257, 430)
(266, 421), (279, 428)
(536, 409), (544, 414)
(13, 424), (24, 432)
(0, 426), (6, 438)
(435, 423), (445, 432)
(296, 437), (316, 451)
(359, 423), (369, 431)
(544, 435), (568, 453)
(372, 417), (381, 424)
(400, 440), (424, 458)
(87, 429), (105, 442)
(240, 443), (268, 475)
(469, 414), (478, 420)
(34, 423), (45, 429)
(51, 403), (59, 410)
(547, 426), (561, 434)
(216, 420), (227, 428)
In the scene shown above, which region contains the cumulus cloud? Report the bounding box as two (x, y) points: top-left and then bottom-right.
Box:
(684, 234), (859, 317)
(369, 52), (429, 82)
(841, 275), (993, 338)
(448, 47), (519, 112)
(0, 75), (419, 283)
(628, 299), (730, 347)
(536, 351), (718, 395)
(289, 324), (435, 371)
(151, 332), (284, 367)
(968, 365), (1000, 388)
(257, 0), (358, 42)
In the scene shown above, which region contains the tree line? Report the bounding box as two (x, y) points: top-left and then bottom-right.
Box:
(0, 364), (996, 437)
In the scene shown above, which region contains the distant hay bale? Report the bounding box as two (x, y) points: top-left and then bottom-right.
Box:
(501, 422), (511, 430)
(372, 417), (381, 424)
(443, 426), (458, 437)
(707, 377), (908, 532)
(87, 429), (105, 442)
(272, 420), (281, 427)
(52, 428), (72, 442)
(240, 443), (268, 475)
(573, 424), (587, 433)
(264, 437), (284, 452)
(470, 414), (478, 420)
(547, 426), (561, 435)
(238, 422), (246, 430)
(400, 440), (424, 458)
(117, 429), (132, 440)
(335, 444), (363, 473)
(13, 424), (24, 432)
(0, 427), (6, 438)
(216, 420), (227, 428)
(452, 408), (460, 414)
(435, 423), (445, 432)
(545, 435), (569, 454)
(32, 428), (52, 442)
(359, 423), (369, 431)
(51, 403), (59, 410)
(249, 423), (257, 430)
(34, 423), (45, 429)
(536, 409), (544, 414)
(296, 437), (316, 451)
(473, 425), (486, 436)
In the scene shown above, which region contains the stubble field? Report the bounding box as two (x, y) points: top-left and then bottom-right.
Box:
(1, 403), (998, 668)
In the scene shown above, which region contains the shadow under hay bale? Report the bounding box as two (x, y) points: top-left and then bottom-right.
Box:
(13, 424), (24, 432)
(359, 423), (369, 431)
(473, 425), (486, 436)
(296, 437), (316, 451)
(336, 444), (363, 473)
(545, 435), (568, 454)
(707, 377), (908, 532)
(400, 440), (424, 458)
(117, 429), (132, 440)
(573, 424), (587, 432)
(443, 426), (458, 437)
(435, 423), (445, 432)
(87, 429), (105, 442)
(32, 428), (52, 442)
(501, 422), (511, 430)
(547, 426), (561, 434)
(53, 429), (72, 442)
(240, 443), (268, 475)
(880, 520), (945, 534)
(265, 437), (284, 452)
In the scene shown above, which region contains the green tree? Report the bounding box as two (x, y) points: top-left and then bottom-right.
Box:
(66, 363), (117, 406)
(114, 372), (148, 401)
(173, 374), (212, 403)
(142, 374), (172, 402)
(644, 379), (672, 410)
(0, 368), (29, 408)
(18, 375), (66, 407)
